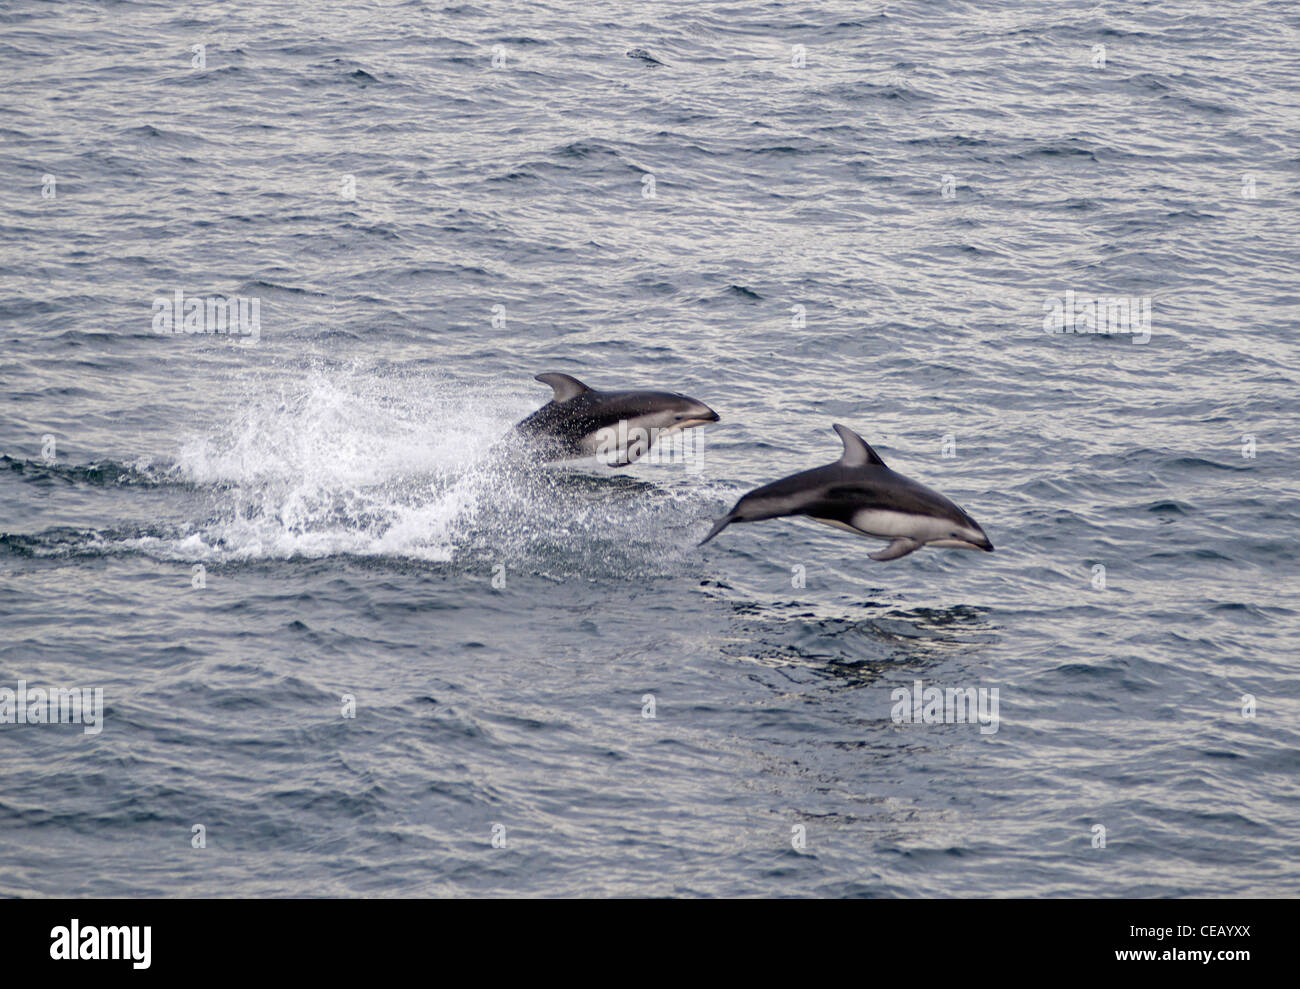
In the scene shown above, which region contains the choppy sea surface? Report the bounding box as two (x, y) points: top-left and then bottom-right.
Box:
(2, 0), (1298, 897)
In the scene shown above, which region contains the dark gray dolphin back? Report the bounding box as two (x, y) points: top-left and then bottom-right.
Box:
(701, 424), (885, 545)
(514, 372), (603, 455)
(698, 423), (957, 546)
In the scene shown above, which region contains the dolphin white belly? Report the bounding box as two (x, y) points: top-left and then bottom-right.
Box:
(849, 509), (951, 543)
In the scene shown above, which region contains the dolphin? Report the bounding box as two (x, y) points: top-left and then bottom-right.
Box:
(515, 372), (719, 466)
(698, 424), (994, 561)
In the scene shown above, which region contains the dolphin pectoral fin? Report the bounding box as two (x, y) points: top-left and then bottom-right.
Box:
(868, 537), (921, 561)
(698, 514), (736, 546)
(535, 372), (592, 403)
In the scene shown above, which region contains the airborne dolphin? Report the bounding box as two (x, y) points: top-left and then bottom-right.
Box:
(515, 372), (719, 466)
(698, 424), (994, 561)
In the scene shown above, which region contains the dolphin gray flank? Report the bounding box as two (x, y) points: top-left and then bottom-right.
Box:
(698, 423), (994, 561)
(514, 372), (719, 466)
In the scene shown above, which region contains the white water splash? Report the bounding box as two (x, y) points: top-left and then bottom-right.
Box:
(168, 365), (515, 562)
(129, 363), (717, 568)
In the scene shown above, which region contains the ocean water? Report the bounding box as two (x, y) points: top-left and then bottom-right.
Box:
(2, 0), (1298, 897)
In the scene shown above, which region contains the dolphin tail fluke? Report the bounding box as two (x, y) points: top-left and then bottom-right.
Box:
(698, 514), (737, 547)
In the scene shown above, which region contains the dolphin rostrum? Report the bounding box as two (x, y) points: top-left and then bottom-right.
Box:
(698, 424), (994, 561)
(515, 372), (719, 466)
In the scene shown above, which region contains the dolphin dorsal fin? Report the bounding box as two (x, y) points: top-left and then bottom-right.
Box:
(535, 372), (592, 403)
(832, 423), (887, 468)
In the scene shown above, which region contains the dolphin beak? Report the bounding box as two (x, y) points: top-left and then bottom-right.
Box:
(959, 518), (993, 552)
(677, 404), (719, 428)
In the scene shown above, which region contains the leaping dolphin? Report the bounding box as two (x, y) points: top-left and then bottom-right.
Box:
(515, 372), (719, 466)
(698, 423), (994, 561)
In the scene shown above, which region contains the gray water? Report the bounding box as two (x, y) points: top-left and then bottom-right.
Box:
(2, 0), (1298, 897)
